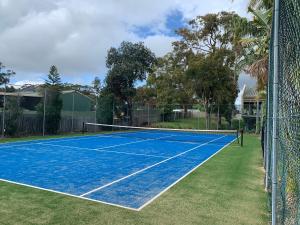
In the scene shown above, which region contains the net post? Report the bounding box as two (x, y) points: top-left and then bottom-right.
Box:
(236, 129), (239, 144)
(240, 129), (244, 147)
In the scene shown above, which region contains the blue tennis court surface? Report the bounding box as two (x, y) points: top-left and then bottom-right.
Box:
(0, 131), (236, 210)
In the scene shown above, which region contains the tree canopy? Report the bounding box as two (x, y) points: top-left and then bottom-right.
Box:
(46, 65), (62, 87)
(0, 62), (15, 85)
(232, 0), (273, 90)
(103, 41), (156, 124)
(39, 65), (63, 134)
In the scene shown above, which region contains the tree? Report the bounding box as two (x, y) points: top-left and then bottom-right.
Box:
(148, 52), (194, 120)
(133, 85), (156, 105)
(92, 77), (101, 96)
(38, 66), (63, 134)
(186, 52), (237, 128)
(174, 12), (241, 57)
(105, 41), (156, 124)
(174, 12), (240, 128)
(232, 0), (273, 90)
(0, 62), (15, 85)
(46, 65), (61, 86)
(5, 94), (23, 137)
(248, 0), (273, 10)
(96, 88), (114, 125)
(0, 63), (18, 136)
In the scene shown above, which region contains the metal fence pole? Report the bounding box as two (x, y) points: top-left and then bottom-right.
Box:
(217, 104), (220, 130)
(198, 106), (200, 130)
(147, 103), (150, 126)
(1, 86), (6, 138)
(271, 0), (279, 224)
(42, 88), (46, 136)
(112, 100), (115, 126)
(71, 91), (75, 132)
(94, 96), (98, 132)
(17, 87), (21, 134)
(256, 100), (260, 134)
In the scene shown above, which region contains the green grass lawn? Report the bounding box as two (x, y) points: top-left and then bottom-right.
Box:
(0, 135), (268, 225)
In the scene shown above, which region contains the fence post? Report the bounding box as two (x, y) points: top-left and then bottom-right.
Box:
(198, 106), (200, 130)
(256, 100), (260, 134)
(271, 0), (279, 224)
(71, 91), (75, 132)
(1, 86), (6, 138)
(42, 88), (46, 136)
(112, 100), (115, 126)
(217, 104), (220, 130)
(265, 88), (271, 191)
(94, 95), (98, 132)
(147, 103), (150, 126)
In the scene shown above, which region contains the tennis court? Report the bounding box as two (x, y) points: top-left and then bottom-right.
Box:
(0, 124), (239, 211)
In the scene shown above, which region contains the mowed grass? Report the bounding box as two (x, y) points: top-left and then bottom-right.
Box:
(0, 135), (268, 225)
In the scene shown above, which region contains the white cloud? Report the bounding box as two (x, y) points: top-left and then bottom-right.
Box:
(14, 80), (44, 86)
(143, 35), (178, 57)
(0, 0), (249, 85)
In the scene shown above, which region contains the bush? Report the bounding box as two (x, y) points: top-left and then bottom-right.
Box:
(37, 88), (63, 135)
(231, 118), (245, 130)
(96, 93), (114, 125)
(5, 96), (23, 137)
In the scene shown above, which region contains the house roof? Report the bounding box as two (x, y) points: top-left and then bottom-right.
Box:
(243, 88), (258, 99)
(0, 89), (95, 102)
(242, 86), (265, 102)
(61, 90), (95, 102)
(0, 91), (42, 97)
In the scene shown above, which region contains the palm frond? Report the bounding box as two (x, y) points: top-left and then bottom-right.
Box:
(248, 7), (272, 30)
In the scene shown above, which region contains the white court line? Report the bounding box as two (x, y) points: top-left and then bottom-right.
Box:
(0, 131), (179, 150)
(37, 143), (168, 159)
(138, 137), (237, 211)
(0, 132), (139, 149)
(0, 134), (99, 145)
(0, 178), (138, 211)
(0, 136), (237, 211)
(0, 134), (147, 150)
(0, 134), (107, 149)
(36, 134), (126, 144)
(80, 135), (226, 197)
(37, 133), (178, 158)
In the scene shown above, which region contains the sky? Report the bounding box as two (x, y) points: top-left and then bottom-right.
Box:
(0, 0), (253, 87)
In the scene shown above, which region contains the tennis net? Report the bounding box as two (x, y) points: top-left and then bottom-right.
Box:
(83, 123), (243, 146)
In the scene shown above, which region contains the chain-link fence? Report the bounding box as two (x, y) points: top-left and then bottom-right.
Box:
(265, 1), (300, 224)
(0, 84), (96, 137)
(96, 100), (254, 131)
(0, 84), (264, 137)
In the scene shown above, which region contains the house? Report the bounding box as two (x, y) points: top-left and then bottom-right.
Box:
(0, 86), (96, 133)
(61, 90), (95, 112)
(0, 86), (95, 112)
(238, 85), (266, 133)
